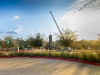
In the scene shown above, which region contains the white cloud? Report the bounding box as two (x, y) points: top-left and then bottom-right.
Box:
(15, 27), (23, 33)
(6, 30), (17, 34)
(4, 27), (23, 35)
(60, 0), (100, 40)
(73, 0), (100, 11)
(13, 16), (20, 20)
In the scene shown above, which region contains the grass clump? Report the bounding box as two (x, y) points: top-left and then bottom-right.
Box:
(0, 51), (8, 57)
(87, 53), (97, 62)
(0, 50), (100, 63)
(80, 52), (88, 61)
(97, 52), (100, 63)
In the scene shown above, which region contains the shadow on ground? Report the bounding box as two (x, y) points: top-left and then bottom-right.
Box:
(0, 58), (100, 75)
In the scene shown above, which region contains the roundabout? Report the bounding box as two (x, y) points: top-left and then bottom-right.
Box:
(0, 58), (100, 75)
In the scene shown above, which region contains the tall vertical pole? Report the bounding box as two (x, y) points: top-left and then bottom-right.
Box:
(50, 11), (64, 39)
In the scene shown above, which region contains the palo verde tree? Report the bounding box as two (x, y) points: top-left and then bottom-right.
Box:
(55, 28), (77, 49)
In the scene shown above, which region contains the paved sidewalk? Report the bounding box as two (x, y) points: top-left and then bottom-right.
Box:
(0, 58), (100, 75)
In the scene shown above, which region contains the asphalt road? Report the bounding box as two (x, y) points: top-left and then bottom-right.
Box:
(0, 58), (100, 75)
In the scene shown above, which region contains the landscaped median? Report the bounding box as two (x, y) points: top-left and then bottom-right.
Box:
(0, 50), (100, 66)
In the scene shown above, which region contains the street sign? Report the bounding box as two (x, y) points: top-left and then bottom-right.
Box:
(7, 40), (10, 44)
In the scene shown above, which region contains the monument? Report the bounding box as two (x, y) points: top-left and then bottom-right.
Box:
(49, 34), (52, 50)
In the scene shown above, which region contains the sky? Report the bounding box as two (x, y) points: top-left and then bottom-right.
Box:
(0, 0), (100, 40)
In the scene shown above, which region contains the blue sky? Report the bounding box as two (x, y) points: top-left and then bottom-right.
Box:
(0, 0), (100, 40)
(0, 0), (75, 40)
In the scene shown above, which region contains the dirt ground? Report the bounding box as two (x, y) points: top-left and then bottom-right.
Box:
(0, 58), (100, 75)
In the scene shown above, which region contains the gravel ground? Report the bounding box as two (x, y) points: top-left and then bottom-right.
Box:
(0, 58), (100, 75)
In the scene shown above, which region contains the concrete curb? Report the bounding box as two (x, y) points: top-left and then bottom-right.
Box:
(0, 57), (100, 66)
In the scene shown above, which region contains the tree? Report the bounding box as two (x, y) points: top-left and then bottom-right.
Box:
(1, 40), (8, 48)
(95, 34), (100, 50)
(27, 33), (44, 48)
(55, 28), (77, 49)
(71, 39), (97, 50)
(4, 36), (18, 48)
(16, 38), (26, 50)
(71, 41), (82, 50)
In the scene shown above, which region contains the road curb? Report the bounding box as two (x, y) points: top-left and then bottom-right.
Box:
(0, 57), (100, 66)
